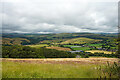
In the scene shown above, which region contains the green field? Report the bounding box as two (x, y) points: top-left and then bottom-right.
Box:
(111, 47), (118, 49)
(2, 61), (103, 78)
(85, 43), (102, 47)
(63, 45), (93, 51)
(40, 39), (67, 44)
(2, 38), (30, 45)
(27, 44), (49, 48)
(63, 45), (80, 47)
(72, 47), (92, 51)
(61, 37), (102, 44)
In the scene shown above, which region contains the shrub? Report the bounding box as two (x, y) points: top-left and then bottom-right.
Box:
(99, 61), (120, 78)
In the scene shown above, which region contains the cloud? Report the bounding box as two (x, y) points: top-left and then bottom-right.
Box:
(1, 0), (118, 33)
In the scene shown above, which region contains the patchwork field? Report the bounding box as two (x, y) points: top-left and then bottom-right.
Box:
(86, 50), (115, 54)
(46, 46), (72, 51)
(2, 58), (118, 78)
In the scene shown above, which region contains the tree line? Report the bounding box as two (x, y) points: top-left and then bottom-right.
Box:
(2, 46), (76, 58)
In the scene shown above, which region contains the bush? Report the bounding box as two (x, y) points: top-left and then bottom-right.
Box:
(84, 54), (89, 58)
(81, 54), (89, 58)
(99, 62), (120, 78)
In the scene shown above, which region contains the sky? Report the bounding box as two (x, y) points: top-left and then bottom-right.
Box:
(1, 0), (119, 34)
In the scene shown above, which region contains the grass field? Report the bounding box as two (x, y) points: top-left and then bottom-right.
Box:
(72, 47), (92, 51)
(63, 45), (81, 47)
(46, 46), (72, 51)
(40, 39), (67, 44)
(2, 38), (30, 45)
(86, 50), (115, 54)
(27, 44), (49, 48)
(85, 43), (102, 47)
(61, 37), (102, 44)
(2, 58), (118, 78)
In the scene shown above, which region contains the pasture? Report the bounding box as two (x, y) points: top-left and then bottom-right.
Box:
(85, 43), (102, 47)
(46, 46), (72, 51)
(86, 50), (115, 54)
(61, 37), (102, 44)
(2, 58), (118, 78)
(26, 44), (49, 48)
(63, 45), (81, 47)
(2, 38), (30, 45)
(40, 39), (67, 44)
(72, 47), (92, 51)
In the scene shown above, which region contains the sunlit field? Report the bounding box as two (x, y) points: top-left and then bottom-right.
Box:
(2, 58), (118, 78)
(26, 44), (49, 48)
(86, 50), (115, 54)
(46, 46), (72, 51)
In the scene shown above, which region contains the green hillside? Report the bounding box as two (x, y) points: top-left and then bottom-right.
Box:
(2, 38), (30, 45)
(2, 33), (118, 45)
(61, 37), (102, 45)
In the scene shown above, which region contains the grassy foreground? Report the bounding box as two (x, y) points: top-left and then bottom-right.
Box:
(2, 61), (102, 78)
(2, 58), (119, 78)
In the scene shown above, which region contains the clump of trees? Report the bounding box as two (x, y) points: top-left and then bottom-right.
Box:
(2, 46), (76, 58)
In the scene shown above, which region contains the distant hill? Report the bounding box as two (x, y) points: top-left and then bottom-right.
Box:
(2, 33), (118, 45)
(2, 38), (30, 45)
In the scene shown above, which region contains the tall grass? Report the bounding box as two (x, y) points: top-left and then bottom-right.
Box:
(98, 61), (120, 78)
(2, 61), (102, 78)
(3, 60), (119, 78)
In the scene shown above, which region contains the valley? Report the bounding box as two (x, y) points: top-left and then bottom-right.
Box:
(1, 33), (120, 78)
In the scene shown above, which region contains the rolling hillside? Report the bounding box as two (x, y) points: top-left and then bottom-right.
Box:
(2, 33), (117, 45)
(2, 38), (30, 45)
(61, 37), (102, 45)
(40, 39), (67, 44)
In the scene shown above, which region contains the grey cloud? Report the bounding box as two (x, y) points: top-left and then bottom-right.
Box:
(1, 0), (118, 33)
